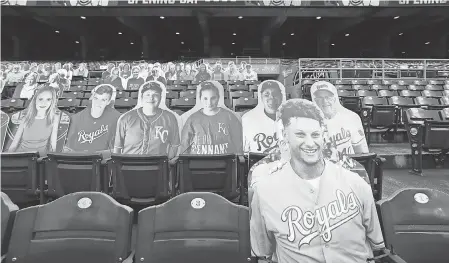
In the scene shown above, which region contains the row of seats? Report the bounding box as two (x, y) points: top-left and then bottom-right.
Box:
(3, 188), (449, 263)
(303, 79), (449, 86)
(0, 152), (384, 208)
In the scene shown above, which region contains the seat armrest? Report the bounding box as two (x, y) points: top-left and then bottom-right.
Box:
(37, 156), (48, 163)
(238, 155), (246, 165)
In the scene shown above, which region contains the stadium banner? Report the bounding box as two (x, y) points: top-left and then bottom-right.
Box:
(2, 0), (449, 7)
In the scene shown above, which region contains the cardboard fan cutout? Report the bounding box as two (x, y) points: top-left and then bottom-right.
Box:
(247, 98), (370, 194)
(242, 80), (287, 154)
(179, 80), (243, 155)
(62, 84), (121, 153)
(4, 85), (70, 154)
(113, 80), (182, 159)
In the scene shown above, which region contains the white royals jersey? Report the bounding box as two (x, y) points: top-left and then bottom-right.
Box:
(325, 109), (366, 161)
(242, 111), (278, 154)
(250, 161), (385, 263)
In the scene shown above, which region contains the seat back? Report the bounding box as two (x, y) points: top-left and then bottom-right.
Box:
(45, 153), (103, 198)
(0, 152), (40, 206)
(233, 97), (257, 112)
(176, 154), (240, 200)
(349, 153), (382, 200)
(377, 188), (449, 263)
(136, 192), (250, 263)
(6, 192), (133, 263)
(1, 192), (19, 256)
(110, 154), (170, 205)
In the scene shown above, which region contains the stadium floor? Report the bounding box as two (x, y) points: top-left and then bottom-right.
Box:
(382, 169), (449, 198)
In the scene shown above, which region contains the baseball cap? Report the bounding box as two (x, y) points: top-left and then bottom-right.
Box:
(260, 81), (282, 93)
(311, 81), (336, 96)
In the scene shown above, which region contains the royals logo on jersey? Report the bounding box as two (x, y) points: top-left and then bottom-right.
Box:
(281, 190), (360, 249)
(114, 108), (180, 155)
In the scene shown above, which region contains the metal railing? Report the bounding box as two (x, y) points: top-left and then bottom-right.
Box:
(297, 58), (449, 81)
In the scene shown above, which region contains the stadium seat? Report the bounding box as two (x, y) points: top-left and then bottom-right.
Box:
(408, 85), (425, 91)
(425, 84), (444, 91)
(1, 98), (25, 113)
(1, 192), (19, 260)
(114, 98), (137, 113)
(389, 84), (406, 91)
(404, 108), (449, 175)
(0, 152), (41, 207)
(229, 84), (248, 91)
(135, 192), (250, 263)
(371, 84), (387, 91)
(44, 153), (104, 200)
(361, 97), (396, 144)
(229, 80), (244, 85)
(170, 97), (196, 112)
(6, 192), (133, 263)
(245, 80), (260, 86)
(367, 79), (381, 85)
(351, 79), (367, 85)
(428, 80), (444, 85)
(413, 80), (427, 86)
(61, 91), (85, 99)
(422, 90), (444, 98)
(108, 154), (171, 206)
(415, 96), (446, 110)
(115, 91), (129, 98)
(58, 98), (81, 113)
(230, 91), (252, 100)
(377, 188), (449, 263)
(180, 90), (196, 99)
(358, 90), (378, 97)
(335, 84), (352, 90)
(338, 90), (360, 112)
(233, 97), (257, 113)
(174, 80), (190, 86)
(352, 84), (371, 90)
(349, 153), (384, 201)
(389, 96), (417, 124)
(335, 79), (351, 85)
(400, 90), (421, 98)
(175, 154), (244, 204)
(378, 90), (398, 97)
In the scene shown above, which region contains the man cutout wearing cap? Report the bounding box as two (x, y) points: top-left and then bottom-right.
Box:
(311, 81), (369, 161)
(63, 84), (121, 153)
(242, 80), (286, 154)
(113, 81), (180, 158)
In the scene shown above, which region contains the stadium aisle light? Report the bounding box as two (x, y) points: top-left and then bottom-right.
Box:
(160, 16), (165, 19)
(238, 16), (243, 19)
(232, 42), (235, 45)
(394, 16), (400, 19)
(331, 43), (335, 46)
(118, 32), (122, 35)
(80, 16), (86, 19)
(316, 16), (321, 19)
(176, 32), (180, 35)
(345, 33), (350, 36)
(233, 33), (236, 36)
